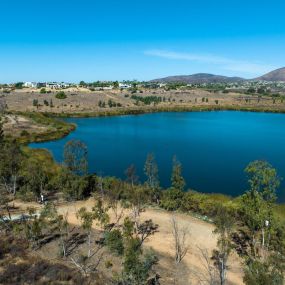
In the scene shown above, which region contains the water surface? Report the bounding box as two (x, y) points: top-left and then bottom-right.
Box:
(30, 111), (285, 201)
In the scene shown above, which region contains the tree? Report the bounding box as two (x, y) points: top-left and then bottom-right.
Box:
(171, 156), (185, 192)
(72, 201), (110, 275)
(0, 140), (22, 195)
(105, 229), (124, 256)
(76, 207), (96, 258)
(113, 81), (119, 89)
(63, 139), (88, 175)
(103, 177), (125, 221)
(119, 217), (159, 285)
(55, 91), (67, 99)
(144, 153), (160, 202)
(160, 188), (184, 211)
(40, 88), (47, 94)
(56, 169), (94, 200)
(171, 215), (189, 264)
(0, 187), (13, 230)
(56, 213), (70, 258)
(212, 207), (234, 285)
(20, 158), (49, 199)
(125, 164), (138, 187)
(243, 253), (285, 285)
(14, 82), (23, 89)
(126, 184), (149, 230)
(241, 160), (280, 257)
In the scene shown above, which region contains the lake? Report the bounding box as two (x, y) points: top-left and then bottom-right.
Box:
(30, 111), (285, 201)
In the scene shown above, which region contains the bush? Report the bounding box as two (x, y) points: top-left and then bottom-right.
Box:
(55, 91), (67, 99)
(20, 130), (29, 137)
(160, 188), (184, 211)
(105, 229), (124, 255)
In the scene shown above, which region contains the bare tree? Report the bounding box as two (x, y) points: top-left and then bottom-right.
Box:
(171, 215), (189, 264)
(194, 247), (219, 285)
(212, 207), (234, 285)
(56, 213), (70, 258)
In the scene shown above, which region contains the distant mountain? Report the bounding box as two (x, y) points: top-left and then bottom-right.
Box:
(151, 73), (245, 84)
(255, 67), (285, 82)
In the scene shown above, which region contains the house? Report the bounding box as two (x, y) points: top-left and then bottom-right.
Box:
(23, 82), (38, 88)
(45, 82), (70, 89)
(46, 82), (61, 89)
(119, 83), (132, 89)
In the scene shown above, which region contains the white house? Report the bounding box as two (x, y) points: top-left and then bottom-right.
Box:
(45, 82), (70, 89)
(23, 82), (38, 88)
(119, 83), (132, 89)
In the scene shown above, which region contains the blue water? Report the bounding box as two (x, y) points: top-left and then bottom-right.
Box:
(30, 111), (285, 201)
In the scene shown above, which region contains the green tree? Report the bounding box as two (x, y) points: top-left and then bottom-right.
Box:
(171, 156), (185, 191)
(113, 81), (119, 89)
(55, 91), (67, 99)
(56, 169), (91, 200)
(14, 82), (23, 89)
(0, 140), (22, 195)
(20, 158), (49, 199)
(241, 160), (280, 256)
(243, 253), (285, 285)
(63, 139), (88, 175)
(105, 229), (124, 256)
(144, 153), (159, 190)
(120, 217), (158, 285)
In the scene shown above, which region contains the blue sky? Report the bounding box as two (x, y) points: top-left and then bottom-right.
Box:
(1, 0), (285, 82)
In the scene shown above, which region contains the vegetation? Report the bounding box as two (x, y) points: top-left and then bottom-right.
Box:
(55, 91), (67, 99)
(131, 95), (162, 105)
(1, 110), (285, 285)
(9, 112), (76, 143)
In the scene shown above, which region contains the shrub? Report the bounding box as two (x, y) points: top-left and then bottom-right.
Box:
(20, 130), (29, 137)
(55, 91), (67, 99)
(33, 99), (38, 106)
(105, 229), (124, 255)
(160, 188), (184, 211)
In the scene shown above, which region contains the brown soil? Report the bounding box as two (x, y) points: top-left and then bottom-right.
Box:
(3, 88), (284, 114)
(13, 199), (244, 284)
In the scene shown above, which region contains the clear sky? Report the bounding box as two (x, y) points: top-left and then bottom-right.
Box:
(1, 0), (285, 82)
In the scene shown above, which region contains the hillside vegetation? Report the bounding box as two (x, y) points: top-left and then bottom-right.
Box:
(1, 115), (285, 285)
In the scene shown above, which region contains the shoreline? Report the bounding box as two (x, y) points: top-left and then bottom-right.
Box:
(4, 106), (285, 212)
(11, 103), (285, 143)
(44, 104), (285, 118)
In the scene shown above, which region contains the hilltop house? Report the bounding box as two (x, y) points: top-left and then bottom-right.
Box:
(119, 83), (132, 89)
(46, 82), (70, 89)
(23, 82), (38, 88)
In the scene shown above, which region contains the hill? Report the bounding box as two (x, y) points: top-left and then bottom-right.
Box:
(255, 67), (285, 81)
(151, 73), (245, 84)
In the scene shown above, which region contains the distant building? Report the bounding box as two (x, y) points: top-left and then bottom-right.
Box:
(119, 83), (132, 89)
(37, 82), (46, 88)
(46, 82), (70, 89)
(23, 82), (38, 88)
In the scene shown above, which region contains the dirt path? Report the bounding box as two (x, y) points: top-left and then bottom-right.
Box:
(13, 199), (244, 284)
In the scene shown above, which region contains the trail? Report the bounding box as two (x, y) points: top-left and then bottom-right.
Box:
(13, 199), (244, 284)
